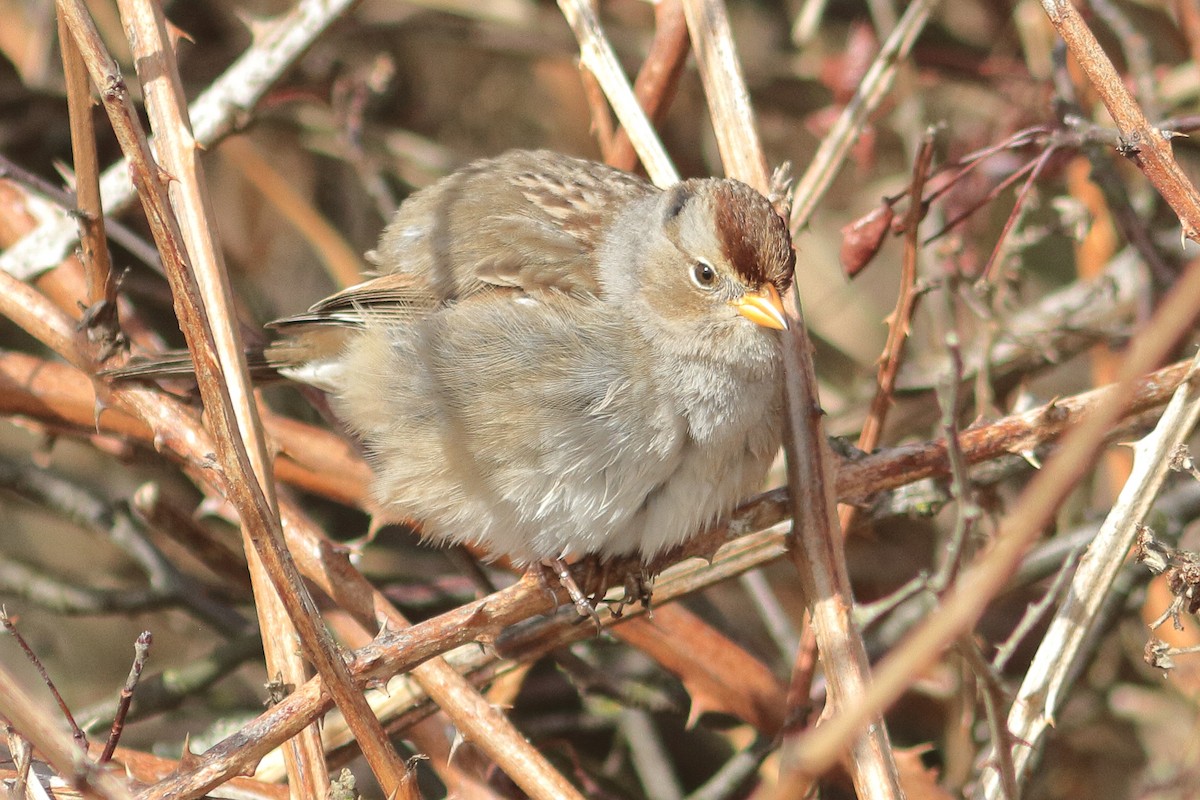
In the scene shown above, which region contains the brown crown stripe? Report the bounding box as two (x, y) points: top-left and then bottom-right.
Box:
(712, 181), (795, 293)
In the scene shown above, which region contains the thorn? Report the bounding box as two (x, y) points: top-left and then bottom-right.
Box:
(447, 728), (466, 764)
(93, 395), (108, 434)
(178, 735), (200, 770)
(165, 19), (195, 50)
(53, 159), (76, 190)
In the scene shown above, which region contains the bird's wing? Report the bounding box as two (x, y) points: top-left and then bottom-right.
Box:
(269, 150), (653, 332)
(372, 149), (653, 299)
(266, 271), (440, 329)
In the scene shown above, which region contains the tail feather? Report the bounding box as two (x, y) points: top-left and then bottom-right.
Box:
(101, 350), (283, 382)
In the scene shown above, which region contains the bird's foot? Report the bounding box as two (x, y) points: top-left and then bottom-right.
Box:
(607, 565), (654, 619)
(537, 558), (603, 631)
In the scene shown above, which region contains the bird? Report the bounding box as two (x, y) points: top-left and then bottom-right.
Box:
(117, 149), (796, 612)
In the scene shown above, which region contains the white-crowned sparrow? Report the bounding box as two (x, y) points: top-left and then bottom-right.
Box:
(121, 150), (795, 580)
(273, 150), (794, 569)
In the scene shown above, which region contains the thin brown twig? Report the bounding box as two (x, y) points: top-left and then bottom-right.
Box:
(674, 0), (902, 794)
(789, 0), (934, 233)
(1040, 0), (1200, 240)
(980, 143), (1060, 283)
(957, 640), (1019, 800)
(929, 317), (977, 591)
(556, 0), (678, 186)
(58, 1), (405, 795)
(607, 0), (690, 173)
(98, 631), (152, 764)
(220, 135), (365, 289)
(679, 0), (767, 189)
(112, 8), (330, 793)
(787, 232), (1200, 777)
(857, 130), (935, 469)
(2, 0), (359, 283)
(579, 66), (618, 159)
(0, 610), (89, 752)
(0, 656), (133, 800)
(923, 150), (1042, 248)
(782, 130), (935, 780)
(57, 13), (122, 360)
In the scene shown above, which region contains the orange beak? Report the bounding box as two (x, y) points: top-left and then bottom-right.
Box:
(730, 283), (788, 331)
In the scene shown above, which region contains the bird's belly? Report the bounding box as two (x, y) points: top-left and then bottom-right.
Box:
(331, 315), (778, 564)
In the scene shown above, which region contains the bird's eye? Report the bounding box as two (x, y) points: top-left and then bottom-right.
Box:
(690, 260), (718, 290)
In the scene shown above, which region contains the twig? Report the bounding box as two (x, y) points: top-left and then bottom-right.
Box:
(857, 130), (935, 469)
(979, 144), (1059, 283)
(957, 641), (1019, 800)
(679, 0), (767, 189)
(1, 610), (88, 752)
(0, 456), (247, 633)
(0, 654), (133, 800)
(607, 0), (690, 174)
(1, 0), (358, 282)
(786, 130), (933, 782)
(789, 0), (935, 232)
(929, 318), (978, 591)
(77, 634), (263, 733)
(219, 135), (365, 289)
(791, 0), (830, 46)
(556, 0), (678, 186)
(621, 708), (684, 800)
(130, 481), (253, 594)
(978, 280), (1200, 793)
(110, 4), (333, 795)
(0, 154), (163, 273)
(98, 631), (151, 764)
(0, 560), (175, 616)
(922, 153), (1039, 251)
(782, 244), (1200, 777)
(992, 547), (1080, 674)
(57, 12), (122, 360)
(3, 724), (33, 800)
(1040, 0), (1200, 240)
(685, 736), (773, 800)
(738, 569), (800, 660)
(673, 0), (901, 794)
